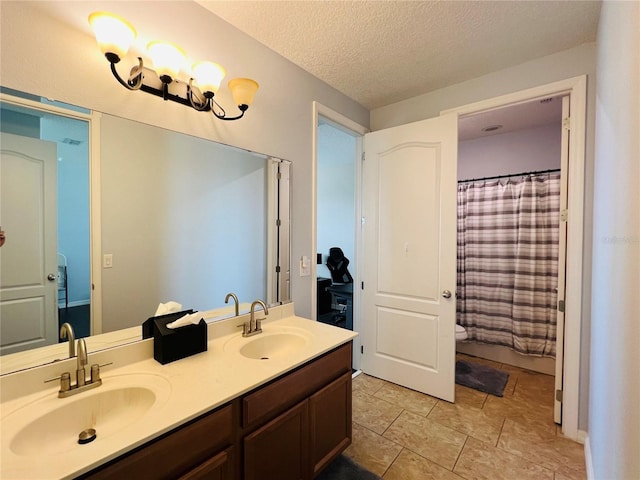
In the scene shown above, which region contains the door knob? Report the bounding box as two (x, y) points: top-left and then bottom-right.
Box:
(47, 273), (56, 281)
(442, 290), (452, 299)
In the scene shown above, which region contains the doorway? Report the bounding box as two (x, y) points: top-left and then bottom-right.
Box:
(0, 91), (92, 351)
(455, 96), (567, 423)
(312, 102), (368, 371)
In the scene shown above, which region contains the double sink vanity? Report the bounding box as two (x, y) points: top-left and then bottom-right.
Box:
(0, 303), (357, 479)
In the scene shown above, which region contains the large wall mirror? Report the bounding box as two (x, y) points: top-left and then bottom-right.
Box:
(0, 89), (291, 374)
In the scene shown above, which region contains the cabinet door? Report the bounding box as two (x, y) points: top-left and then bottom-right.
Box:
(178, 447), (234, 480)
(244, 400), (309, 480)
(309, 372), (352, 476)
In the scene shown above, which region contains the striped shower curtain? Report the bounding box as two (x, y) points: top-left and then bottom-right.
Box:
(456, 172), (561, 357)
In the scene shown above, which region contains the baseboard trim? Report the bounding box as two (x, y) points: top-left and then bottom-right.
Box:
(584, 434), (594, 480)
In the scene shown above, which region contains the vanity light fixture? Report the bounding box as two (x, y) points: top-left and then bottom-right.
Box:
(88, 12), (259, 121)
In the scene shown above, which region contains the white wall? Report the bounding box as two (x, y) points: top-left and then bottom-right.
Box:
(317, 124), (357, 280)
(458, 123), (561, 180)
(0, 1), (370, 320)
(100, 115), (268, 332)
(371, 43), (596, 431)
(589, 1), (640, 478)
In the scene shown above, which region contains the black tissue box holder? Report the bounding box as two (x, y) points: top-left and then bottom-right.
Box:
(142, 310), (207, 365)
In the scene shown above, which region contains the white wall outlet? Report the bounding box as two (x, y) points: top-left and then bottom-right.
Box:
(103, 253), (113, 268)
(299, 255), (311, 276)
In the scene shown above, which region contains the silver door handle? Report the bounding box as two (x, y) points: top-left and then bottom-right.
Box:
(47, 273), (57, 281)
(442, 290), (452, 299)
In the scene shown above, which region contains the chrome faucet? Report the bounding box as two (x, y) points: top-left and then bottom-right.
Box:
(76, 338), (88, 387)
(59, 322), (76, 358)
(238, 299), (269, 337)
(46, 338), (106, 398)
(225, 292), (240, 316)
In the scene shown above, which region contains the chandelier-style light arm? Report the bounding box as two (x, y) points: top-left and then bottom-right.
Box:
(108, 57), (211, 111)
(89, 11), (258, 122)
(210, 100), (249, 121)
(109, 57), (143, 90)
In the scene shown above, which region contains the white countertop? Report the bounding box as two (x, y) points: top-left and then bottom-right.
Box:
(0, 305), (357, 479)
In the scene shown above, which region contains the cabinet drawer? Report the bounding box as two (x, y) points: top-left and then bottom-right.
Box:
(178, 446), (234, 480)
(242, 342), (352, 428)
(82, 404), (233, 479)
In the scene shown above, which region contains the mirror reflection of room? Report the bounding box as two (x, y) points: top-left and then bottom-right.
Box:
(0, 89), (291, 361)
(316, 120), (357, 331)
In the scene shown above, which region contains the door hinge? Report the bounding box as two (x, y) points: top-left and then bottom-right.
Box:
(556, 389), (563, 402)
(361, 152), (365, 162)
(558, 300), (565, 313)
(361, 345), (364, 354)
(276, 218), (281, 227)
(277, 171), (282, 180)
(275, 265), (281, 273)
(562, 117), (571, 130)
(560, 209), (568, 222)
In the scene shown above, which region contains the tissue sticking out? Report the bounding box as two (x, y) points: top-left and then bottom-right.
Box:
(155, 301), (183, 316)
(166, 312), (203, 329)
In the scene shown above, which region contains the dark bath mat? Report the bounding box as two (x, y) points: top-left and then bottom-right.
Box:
(316, 454), (381, 480)
(455, 360), (510, 397)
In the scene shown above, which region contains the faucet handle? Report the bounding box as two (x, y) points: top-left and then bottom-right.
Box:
(237, 322), (250, 336)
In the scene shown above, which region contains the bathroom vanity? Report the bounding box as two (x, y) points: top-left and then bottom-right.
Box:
(0, 304), (357, 480)
(81, 343), (352, 480)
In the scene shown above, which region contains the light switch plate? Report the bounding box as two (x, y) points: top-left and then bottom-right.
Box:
(299, 255), (310, 276)
(103, 253), (113, 268)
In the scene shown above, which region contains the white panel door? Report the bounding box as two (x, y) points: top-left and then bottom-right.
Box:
(1, 132), (58, 354)
(362, 114), (457, 401)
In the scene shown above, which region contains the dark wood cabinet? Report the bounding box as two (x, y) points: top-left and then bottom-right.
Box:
(79, 342), (352, 480)
(80, 404), (234, 480)
(243, 400), (309, 480)
(309, 372), (352, 476)
(241, 342), (352, 480)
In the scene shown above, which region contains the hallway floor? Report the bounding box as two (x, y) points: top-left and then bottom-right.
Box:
(345, 353), (586, 480)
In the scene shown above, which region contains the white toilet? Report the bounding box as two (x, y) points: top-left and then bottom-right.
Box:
(456, 324), (468, 342)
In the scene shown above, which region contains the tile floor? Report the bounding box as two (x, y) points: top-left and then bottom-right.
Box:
(344, 353), (586, 479)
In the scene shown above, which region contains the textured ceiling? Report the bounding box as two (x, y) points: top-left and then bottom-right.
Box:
(198, 0), (601, 109)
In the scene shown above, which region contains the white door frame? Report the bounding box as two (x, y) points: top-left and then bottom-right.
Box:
(0, 92), (102, 336)
(442, 75), (587, 441)
(312, 102), (368, 370)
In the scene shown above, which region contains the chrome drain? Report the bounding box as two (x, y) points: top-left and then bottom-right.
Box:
(78, 428), (97, 445)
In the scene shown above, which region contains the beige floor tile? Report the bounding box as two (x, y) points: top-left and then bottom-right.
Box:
(428, 401), (505, 445)
(383, 448), (465, 480)
(554, 464), (588, 480)
(483, 389), (556, 431)
(344, 422), (403, 477)
(513, 370), (555, 401)
(454, 437), (554, 480)
(383, 410), (467, 470)
(454, 384), (488, 409)
(500, 368), (518, 396)
(352, 389), (403, 434)
(497, 419), (586, 473)
(353, 373), (386, 395)
(373, 382), (437, 417)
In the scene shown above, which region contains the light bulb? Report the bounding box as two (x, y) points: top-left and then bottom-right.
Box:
(88, 12), (136, 62)
(147, 41), (186, 82)
(228, 78), (259, 107)
(192, 61), (226, 97)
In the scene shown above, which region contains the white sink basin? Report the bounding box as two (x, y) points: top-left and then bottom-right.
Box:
(2, 373), (171, 456)
(224, 329), (311, 360)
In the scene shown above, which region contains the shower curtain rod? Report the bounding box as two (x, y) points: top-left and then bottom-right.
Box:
(458, 168), (561, 183)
